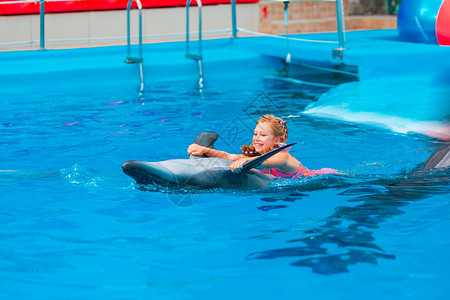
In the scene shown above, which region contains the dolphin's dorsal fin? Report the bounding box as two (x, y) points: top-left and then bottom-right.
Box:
(241, 143), (297, 173)
(193, 131), (219, 148)
(190, 131), (219, 159)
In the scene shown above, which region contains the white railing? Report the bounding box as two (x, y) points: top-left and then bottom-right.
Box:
(186, 0), (203, 61)
(126, 0), (144, 93)
(185, 0), (204, 87)
(1, 0), (347, 59)
(183, 0), (346, 62)
(252, 0), (346, 59)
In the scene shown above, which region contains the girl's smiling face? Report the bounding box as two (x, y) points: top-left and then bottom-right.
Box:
(252, 122), (281, 154)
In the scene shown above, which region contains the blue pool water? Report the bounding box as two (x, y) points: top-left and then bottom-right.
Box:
(0, 39), (449, 299)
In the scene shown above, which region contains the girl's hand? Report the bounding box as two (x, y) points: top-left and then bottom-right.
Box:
(230, 158), (250, 173)
(187, 144), (207, 156)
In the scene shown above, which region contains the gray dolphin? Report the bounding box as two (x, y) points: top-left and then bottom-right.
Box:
(122, 132), (449, 190)
(122, 132), (296, 190)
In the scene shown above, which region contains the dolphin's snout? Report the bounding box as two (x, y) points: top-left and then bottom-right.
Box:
(122, 161), (135, 170)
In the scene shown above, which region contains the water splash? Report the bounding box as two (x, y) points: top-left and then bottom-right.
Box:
(304, 77), (450, 140)
(60, 164), (108, 188)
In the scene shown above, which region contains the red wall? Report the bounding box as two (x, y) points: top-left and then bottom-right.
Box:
(0, 0), (259, 16)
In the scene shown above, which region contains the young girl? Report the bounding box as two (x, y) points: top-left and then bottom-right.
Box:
(187, 114), (337, 178)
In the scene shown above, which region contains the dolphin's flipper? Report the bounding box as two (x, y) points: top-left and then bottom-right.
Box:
(241, 143), (297, 173)
(423, 143), (450, 169)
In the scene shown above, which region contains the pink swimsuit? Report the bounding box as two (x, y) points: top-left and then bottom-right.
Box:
(261, 165), (338, 179)
(261, 144), (338, 179)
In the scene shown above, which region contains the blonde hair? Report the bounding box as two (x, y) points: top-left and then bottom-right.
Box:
(241, 115), (288, 157)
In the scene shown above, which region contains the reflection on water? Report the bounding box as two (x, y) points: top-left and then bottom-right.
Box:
(247, 169), (450, 275)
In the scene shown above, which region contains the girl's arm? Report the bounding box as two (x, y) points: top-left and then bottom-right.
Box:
(230, 152), (298, 173)
(187, 144), (243, 161)
(229, 156), (255, 173)
(256, 152), (289, 170)
(258, 152), (300, 172)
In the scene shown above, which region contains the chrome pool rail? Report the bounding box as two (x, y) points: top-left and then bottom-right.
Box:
(265, 0), (347, 59)
(40, 0), (44, 49)
(126, 0), (144, 93)
(186, 0), (204, 87)
(333, 0), (346, 59)
(231, 0), (237, 38)
(186, 0), (202, 62)
(1, 0), (347, 60)
(0, 0), (67, 50)
(282, 1), (291, 63)
(126, 0), (143, 64)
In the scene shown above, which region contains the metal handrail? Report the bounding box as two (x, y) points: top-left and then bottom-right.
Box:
(231, 0), (237, 38)
(269, 0), (346, 59)
(40, 0), (44, 49)
(186, 0), (202, 61)
(126, 0), (143, 63)
(186, 0), (204, 87)
(333, 0), (346, 59)
(126, 0), (144, 93)
(2, 0), (346, 61)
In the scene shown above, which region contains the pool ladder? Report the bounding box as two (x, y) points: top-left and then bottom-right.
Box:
(186, 0), (203, 88)
(126, 0), (144, 93)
